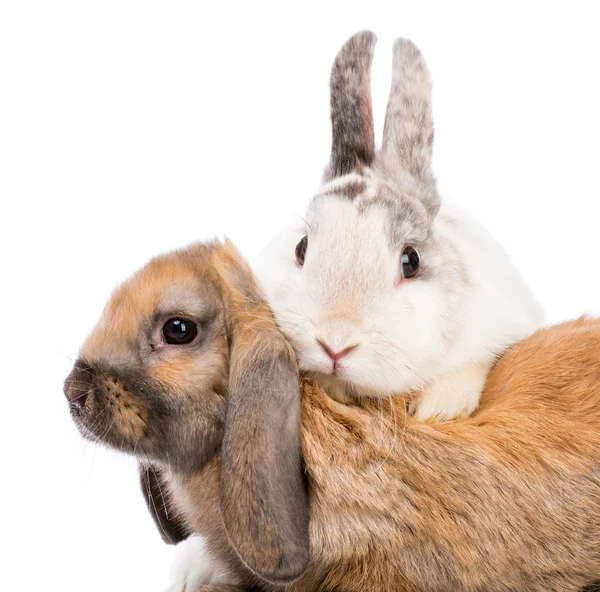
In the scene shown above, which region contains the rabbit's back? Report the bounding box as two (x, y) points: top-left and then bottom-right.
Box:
(433, 204), (544, 372)
(296, 318), (600, 591)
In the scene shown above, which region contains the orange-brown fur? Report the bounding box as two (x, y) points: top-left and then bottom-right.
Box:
(175, 319), (600, 591)
(65, 241), (600, 591)
(103, 374), (148, 440)
(293, 318), (600, 590)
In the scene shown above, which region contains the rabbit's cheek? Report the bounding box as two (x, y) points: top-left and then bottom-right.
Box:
(146, 346), (227, 398)
(103, 374), (148, 440)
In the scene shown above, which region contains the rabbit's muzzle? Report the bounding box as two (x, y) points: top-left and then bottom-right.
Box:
(64, 360), (96, 415)
(64, 359), (149, 450)
(64, 357), (225, 472)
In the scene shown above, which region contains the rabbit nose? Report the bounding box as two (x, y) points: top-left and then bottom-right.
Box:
(70, 390), (88, 409)
(316, 339), (358, 361)
(64, 360), (95, 409)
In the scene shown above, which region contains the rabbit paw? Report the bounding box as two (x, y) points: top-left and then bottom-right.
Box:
(410, 362), (489, 422)
(164, 536), (237, 592)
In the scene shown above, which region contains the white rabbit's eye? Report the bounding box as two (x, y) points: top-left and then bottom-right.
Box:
(401, 246), (420, 279)
(162, 318), (198, 345)
(295, 235), (308, 266)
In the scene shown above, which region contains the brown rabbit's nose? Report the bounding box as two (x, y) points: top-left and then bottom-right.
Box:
(70, 391), (88, 409)
(316, 339), (358, 362)
(64, 360), (96, 410)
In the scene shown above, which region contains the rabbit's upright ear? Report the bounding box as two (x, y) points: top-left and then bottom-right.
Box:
(214, 245), (309, 585)
(326, 30), (377, 180)
(381, 39), (438, 213)
(139, 464), (190, 545)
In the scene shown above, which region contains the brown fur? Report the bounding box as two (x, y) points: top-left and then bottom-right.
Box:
(104, 374), (148, 439)
(293, 318), (600, 590)
(65, 240), (308, 585)
(64, 241), (600, 591)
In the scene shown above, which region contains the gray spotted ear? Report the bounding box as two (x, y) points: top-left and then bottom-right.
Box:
(139, 464), (189, 545)
(326, 30), (377, 180)
(381, 38), (439, 214)
(219, 331), (309, 584)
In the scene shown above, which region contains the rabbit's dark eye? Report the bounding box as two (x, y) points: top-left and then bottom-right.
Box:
(295, 235), (308, 266)
(401, 246), (420, 279)
(162, 318), (198, 345)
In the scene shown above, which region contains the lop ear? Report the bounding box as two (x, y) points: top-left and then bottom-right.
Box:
(380, 38), (438, 213)
(220, 330), (309, 584)
(139, 464), (189, 545)
(326, 30), (377, 180)
(213, 243), (309, 585)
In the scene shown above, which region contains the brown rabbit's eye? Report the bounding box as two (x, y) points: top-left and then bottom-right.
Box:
(295, 235), (308, 266)
(401, 246), (420, 279)
(162, 318), (198, 345)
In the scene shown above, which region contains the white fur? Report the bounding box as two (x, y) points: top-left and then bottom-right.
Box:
(409, 360), (489, 421)
(164, 535), (238, 592)
(255, 176), (544, 421)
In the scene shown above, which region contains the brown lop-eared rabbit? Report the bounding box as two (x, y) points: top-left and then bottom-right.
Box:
(64, 239), (600, 591)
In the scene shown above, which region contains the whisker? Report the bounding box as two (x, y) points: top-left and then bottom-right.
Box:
(70, 387), (99, 402)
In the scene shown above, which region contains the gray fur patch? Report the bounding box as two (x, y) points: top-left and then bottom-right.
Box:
(315, 179), (367, 201)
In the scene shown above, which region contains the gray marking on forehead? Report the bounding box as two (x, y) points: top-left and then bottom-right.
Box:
(355, 180), (434, 250)
(310, 174), (435, 252)
(314, 179), (367, 202)
(310, 164), (439, 256)
(378, 198), (432, 249)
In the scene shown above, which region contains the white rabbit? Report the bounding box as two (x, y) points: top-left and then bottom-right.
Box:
(255, 31), (543, 422)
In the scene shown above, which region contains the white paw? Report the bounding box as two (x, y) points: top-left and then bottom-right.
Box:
(164, 535), (237, 592)
(410, 362), (489, 422)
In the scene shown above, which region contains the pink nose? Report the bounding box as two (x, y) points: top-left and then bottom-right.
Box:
(316, 339), (358, 362)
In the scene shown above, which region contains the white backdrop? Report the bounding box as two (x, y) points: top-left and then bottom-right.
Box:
(1, 1), (599, 590)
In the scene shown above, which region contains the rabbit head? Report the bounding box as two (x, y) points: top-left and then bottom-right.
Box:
(255, 31), (471, 401)
(63, 240), (309, 584)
